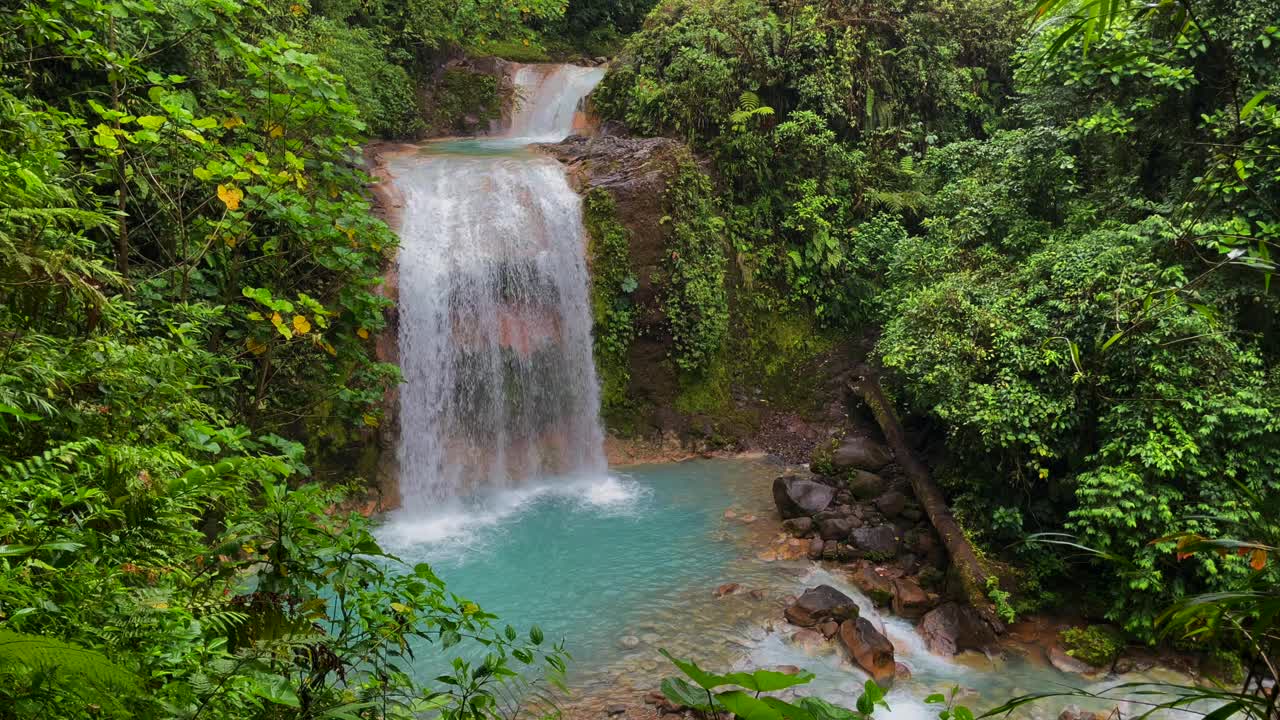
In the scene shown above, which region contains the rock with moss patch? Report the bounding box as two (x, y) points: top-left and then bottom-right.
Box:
(1058, 625), (1123, 669)
(832, 437), (892, 471)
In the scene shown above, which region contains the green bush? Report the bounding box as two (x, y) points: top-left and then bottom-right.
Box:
(423, 69), (503, 136)
(1059, 626), (1124, 668)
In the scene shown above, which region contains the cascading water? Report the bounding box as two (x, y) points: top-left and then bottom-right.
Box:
(390, 64), (607, 516)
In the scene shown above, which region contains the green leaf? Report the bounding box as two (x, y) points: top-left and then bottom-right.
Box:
(529, 624), (544, 645)
(136, 115), (167, 130)
(719, 690), (785, 720)
(721, 668), (816, 692)
(660, 677), (721, 712)
(659, 649), (729, 689)
(1240, 91), (1269, 120)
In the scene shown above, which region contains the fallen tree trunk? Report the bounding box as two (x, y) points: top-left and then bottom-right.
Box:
(849, 366), (1005, 634)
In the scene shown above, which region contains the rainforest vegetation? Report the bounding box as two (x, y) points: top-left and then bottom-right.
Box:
(1, 0), (1277, 715)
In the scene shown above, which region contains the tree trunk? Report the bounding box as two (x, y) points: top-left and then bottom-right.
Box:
(848, 365), (1005, 634)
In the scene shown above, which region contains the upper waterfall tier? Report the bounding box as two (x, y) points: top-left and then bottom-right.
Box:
(506, 64), (606, 141)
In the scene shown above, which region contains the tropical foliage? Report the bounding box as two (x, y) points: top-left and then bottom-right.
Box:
(0, 0), (571, 717)
(598, 0), (1280, 645)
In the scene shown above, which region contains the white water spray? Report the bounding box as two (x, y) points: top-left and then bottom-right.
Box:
(390, 64), (608, 518)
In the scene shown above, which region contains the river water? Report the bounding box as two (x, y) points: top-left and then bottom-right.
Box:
(376, 64), (1200, 720)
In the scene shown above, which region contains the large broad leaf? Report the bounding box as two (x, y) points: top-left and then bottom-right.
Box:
(659, 648), (730, 690)
(762, 696), (818, 720)
(722, 668), (816, 692)
(718, 690), (785, 720)
(661, 677), (722, 712)
(797, 696), (860, 720)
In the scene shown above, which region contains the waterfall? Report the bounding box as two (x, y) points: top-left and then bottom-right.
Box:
(390, 64), (608, 515)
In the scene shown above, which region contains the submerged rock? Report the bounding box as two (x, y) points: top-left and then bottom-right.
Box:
(785, 585), (859, 627)
(832, 437), (892, 472)
(715, 582), (741, 598)
(773, 475), (835, 519)
(1049, 644), (1098, 674)
(919, 603), (997, 656)
(808, 537), (825, 559)
(839, 617), (896, 686)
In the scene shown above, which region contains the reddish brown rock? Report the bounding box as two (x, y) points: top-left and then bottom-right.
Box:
(715, 582), (741, 598)
(919, 603), (997, 656)
(839, 617), (896, 686)
(890, 578), (933, 619)
(785, 585), (859, 627)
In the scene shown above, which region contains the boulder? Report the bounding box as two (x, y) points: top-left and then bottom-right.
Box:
(847, 471), (889, 500)
(919, 603), (997, 656)
(875, 490), (908, 518)
(890, 578), (932, 619)
(817, 517), (857, 541)
(851, 526), (901, 557)
(818, 620), (840, 639)
(783, 517), (814, 536)
(839, 618), (896, 686)
(895, 662), (913, 681)
(773, 476), (835, 519)
(850, 563), (895, 607)
(785, 585), (860, 627)
(832, 438), (892, 472)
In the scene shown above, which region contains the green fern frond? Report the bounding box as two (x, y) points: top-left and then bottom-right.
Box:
(0, 630), (139, 691)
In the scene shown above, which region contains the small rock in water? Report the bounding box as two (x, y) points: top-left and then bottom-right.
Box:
(790, 628), (826, 651)
(715, 583), (740, 598)
(607, 705), (628, 716)
(619, 636), (641, 649)
(740, 514), (757, 523)
(641, 660), (659, 671)
(748, 589), (766, 601)
(641, 632), (661, 644)
(644, 691), (664, 705)
(724, 509), (738, 519)
(818, 620), (840, 639)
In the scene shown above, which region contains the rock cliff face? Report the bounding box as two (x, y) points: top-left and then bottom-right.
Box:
(542, 133), (857, 463)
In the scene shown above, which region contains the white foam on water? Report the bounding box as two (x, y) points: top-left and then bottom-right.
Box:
(377, 472), (649, 560)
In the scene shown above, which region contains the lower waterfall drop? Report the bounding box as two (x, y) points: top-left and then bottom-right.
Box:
(390, 64), (607, 517)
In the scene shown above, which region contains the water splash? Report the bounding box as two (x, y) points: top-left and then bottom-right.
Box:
(389, 65), (607, 521)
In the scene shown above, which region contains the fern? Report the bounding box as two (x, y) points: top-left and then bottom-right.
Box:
(0, 630), (139, 691)
(728, 91), (775, 131)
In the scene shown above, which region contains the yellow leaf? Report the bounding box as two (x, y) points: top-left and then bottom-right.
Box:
(245, 337), (268, 355)
(390, 602), (410, 613)
(1038, 467), (1049, 480)
(222, 116), (245, 129)
(362, 413), (380, 428)
(224, 234), (237, 248)
(292, 315), (311, 334)
(357, 328), (369, 339)
(322, 341), (336, 356)
(1251, 548), (1267, 571)
(268, 124), (284, 138)
(217, 184), (243, 211)
(289, 2), (304, 14)
(271, 312), (283, 327)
